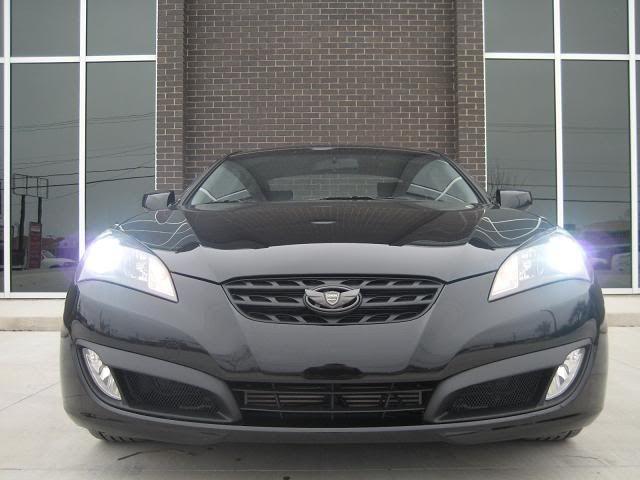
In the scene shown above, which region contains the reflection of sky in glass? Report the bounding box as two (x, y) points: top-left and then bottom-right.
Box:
(10, 64), (79, 292)
(486, 60), (556, 224)
(484, 0), (553, 53)
(563, 61), (630, 288)
(86, 62), (155, 243)
(87, 0), (156, 55)
(561, 0), (628, 54)
(0, 75), (3, 292)
(12, 0), (79, 56)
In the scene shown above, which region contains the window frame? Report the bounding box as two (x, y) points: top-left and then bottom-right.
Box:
(1, 0), (158, 298)
(483, 0), (639, 294)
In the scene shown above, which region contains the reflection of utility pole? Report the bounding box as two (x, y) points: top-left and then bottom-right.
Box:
(11, 174), (49, 268)
(18, 194), (25, 258)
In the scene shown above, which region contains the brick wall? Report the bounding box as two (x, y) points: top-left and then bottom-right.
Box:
(156, 0), (186, 191)
(157, 0), (486, 189)
(455, 0), (486, 184)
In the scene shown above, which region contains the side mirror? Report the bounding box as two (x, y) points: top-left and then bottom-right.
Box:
(496, 189), (533, 210)
(142, 190), (175, 211)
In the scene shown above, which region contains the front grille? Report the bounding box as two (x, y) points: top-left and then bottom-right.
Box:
(114, 370), (220, 420)
(223, 276), (443, 325)
(443, 369), (554, 420)
(230, 382), (435, 427)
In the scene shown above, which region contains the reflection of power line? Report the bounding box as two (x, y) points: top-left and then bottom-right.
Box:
(488, 122), (629, 135)
(492, 165), (630, 174)
(45, 165), (154, 178)
(7, 112), (154, 133)
(45, 175), (155, 188)
(12, 142), (154, 165)
(489, 183), (631, 189)
(12, 144), (154, 170)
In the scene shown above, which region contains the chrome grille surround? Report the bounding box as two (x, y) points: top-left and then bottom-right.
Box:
(223, 276), (444, 325)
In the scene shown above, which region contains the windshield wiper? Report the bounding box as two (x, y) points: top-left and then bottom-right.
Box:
(318, 196), (379, 201)
(209, 198), (255, 204)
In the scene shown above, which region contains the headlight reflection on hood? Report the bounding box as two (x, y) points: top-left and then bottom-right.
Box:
(78, 231), (177, 302)
(489, 231), (590, 301)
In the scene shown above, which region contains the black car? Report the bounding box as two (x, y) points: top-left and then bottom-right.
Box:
(60, 146), (607, 444)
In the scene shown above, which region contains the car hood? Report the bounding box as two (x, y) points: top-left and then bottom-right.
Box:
(116, 201), (554, 283)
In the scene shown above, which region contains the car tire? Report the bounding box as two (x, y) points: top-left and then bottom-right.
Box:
(533, 429), (582, 441)
(89, 430), (144, 443)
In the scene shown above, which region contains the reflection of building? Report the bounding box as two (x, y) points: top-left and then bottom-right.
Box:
(1, 1), (639, 307)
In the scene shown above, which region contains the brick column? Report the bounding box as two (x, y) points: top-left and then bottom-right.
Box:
(156, 0), (185, 192)
(455, 0), (486, 185)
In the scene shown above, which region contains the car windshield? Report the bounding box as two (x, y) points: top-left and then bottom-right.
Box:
(188, 148), (481, 207)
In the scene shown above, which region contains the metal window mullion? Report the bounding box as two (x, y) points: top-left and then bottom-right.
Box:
(10, 56), (81, 63)
(2, 0), (10, 295)
(629, 0), (639, 292)
(481, 0), (488, 189)
(553, 0), (564, 227)
(86, 55), (156, 62)
(79, 0), (87, 258)
(484, 52), (555, 60)
(154, 0), (158, 191)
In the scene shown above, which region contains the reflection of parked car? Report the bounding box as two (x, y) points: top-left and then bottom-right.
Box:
(41, 250), (76, 269)
(575, 223), (630, 270)
(611, 252), (632, 273)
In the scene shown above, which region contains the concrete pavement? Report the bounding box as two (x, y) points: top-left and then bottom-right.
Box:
(0, 328), (639, 480)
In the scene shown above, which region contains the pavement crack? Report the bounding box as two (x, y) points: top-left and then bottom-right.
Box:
(0, 382), (58, 413)
(118, 448), (198, 461)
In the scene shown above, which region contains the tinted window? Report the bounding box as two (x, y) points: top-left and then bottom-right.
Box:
(563, 61), (630, 288)
(486, 60), (556, 222)
(87, 0), (156, 55)
(86, 62), (155, 243)
(561, 0), (628, 53)
(484, 0), (554, 53)
(11, 64), (79, 293)
(12, 0), (79, 56)
(0, 74), (3, 291)
(190, 150), (480, 207)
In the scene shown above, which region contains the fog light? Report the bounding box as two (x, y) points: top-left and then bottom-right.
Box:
(82, 348), (121, 400)
(545, 348), (585, 401)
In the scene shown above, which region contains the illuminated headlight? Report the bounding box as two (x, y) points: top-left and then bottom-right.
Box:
(489, 231), (590, 301)
(78, 230), (177, 302)
(82, 348), (121, 400)
(546, 348), (586, 400)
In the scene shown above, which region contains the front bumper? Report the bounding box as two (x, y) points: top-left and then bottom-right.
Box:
(61, 332), (607, 445)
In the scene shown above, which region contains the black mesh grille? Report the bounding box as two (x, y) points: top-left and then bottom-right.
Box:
(230, 382), (435, 427)
(114, 370), (220, 420)
(224, 276), (443, 325)
(444, 369), (554, 419)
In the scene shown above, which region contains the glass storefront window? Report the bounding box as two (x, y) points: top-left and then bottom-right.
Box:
(10, 64), (79, 293)
(86, 62), (155, 242)
(486, 0), (640, 292)
(0, 2), (157, 296)
(561, 0), (628, 54)
(484, 0), (554, 53)
(0, 75), (3, 292)
(486, 60), (556, 223)
(87, 0), (156, 55)
(562, 61), (631, 288)
(11, 0), (79, 56)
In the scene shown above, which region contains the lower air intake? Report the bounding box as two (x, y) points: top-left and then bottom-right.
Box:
(230, 381), (436, 427)
(443, 369), (554, 420)
(114, 370), (220, 420)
